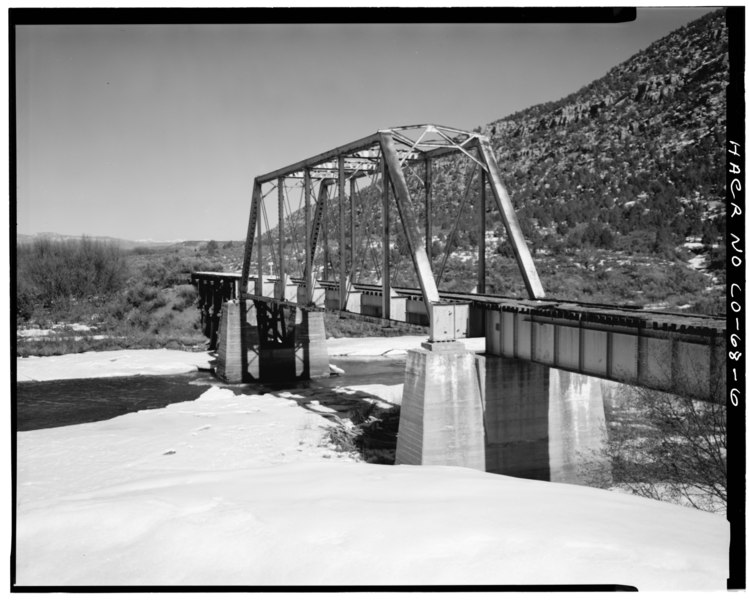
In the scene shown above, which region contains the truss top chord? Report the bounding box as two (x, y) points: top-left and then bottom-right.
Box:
(255, 124), (488, 183)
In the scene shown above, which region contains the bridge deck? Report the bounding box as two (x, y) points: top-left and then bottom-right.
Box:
(191, 271), (724, 336)
(191, 271), (725, 401)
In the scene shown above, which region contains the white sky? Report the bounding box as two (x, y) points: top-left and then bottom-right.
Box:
(13, 6), (720, 241)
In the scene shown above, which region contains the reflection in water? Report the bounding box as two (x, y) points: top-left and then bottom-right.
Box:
(16, 357), (407, 432)
(481, 355), (611, 486)
(483, 356), (551, 480)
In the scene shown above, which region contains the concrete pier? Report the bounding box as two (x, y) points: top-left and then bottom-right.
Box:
(395, 342), (485, 469)
(216, 300), (248, 382)
(294, 309), (330, 379)
(215, 299), (330, 383)
(396, 350), (611, 485)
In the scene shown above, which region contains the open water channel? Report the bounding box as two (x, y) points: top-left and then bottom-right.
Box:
(17, 354), (616, 486)
(15, 357), (407, 432)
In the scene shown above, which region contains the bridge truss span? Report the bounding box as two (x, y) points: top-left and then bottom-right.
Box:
(240, 124), (544, 343)
(192, 122), (727, 472)
(194, 123), (725, 401)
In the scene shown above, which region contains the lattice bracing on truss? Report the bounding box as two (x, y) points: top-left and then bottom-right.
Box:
(241, 124), (545, 341)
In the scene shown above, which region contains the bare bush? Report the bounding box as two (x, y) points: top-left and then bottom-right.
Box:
(602, 369), (726, 513)
(17, 237), (128, 309)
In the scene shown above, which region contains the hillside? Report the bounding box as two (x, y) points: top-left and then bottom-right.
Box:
(262, 9), (728, 314)
(484, 9), (727, 254)
(16, 10), (731, 346)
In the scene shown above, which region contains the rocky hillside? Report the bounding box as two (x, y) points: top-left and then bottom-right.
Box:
(259, 9), (729, 314)
(482, 8), (728, 254)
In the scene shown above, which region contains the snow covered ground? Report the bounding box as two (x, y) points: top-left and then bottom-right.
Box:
(16, 348), (214, 382)
(15, 338), (729, 590)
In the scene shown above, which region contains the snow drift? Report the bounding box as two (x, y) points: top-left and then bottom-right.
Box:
(15, 344), (729, 589)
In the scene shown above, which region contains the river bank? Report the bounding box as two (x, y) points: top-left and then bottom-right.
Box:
(14, 337), (729, 590)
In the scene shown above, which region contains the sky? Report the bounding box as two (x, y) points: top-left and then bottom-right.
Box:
(14, 7), (720, 242)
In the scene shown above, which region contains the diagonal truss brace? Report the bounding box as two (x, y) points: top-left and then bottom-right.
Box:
(474, 137), (545, 299)
(241, 179), (262, 294)
(379, 131), (441, 317)
(241, 125), (545, 334)
(306, 178), (334, 280)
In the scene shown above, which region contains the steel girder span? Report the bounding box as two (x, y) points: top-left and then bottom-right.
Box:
(240, 123), (544, 343)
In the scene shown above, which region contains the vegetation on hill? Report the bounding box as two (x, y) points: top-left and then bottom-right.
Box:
(16, 238), (227, 356)
(253, 9), (727, 315)
(16, 10), (730, 355)
(484, 9), (727, 262)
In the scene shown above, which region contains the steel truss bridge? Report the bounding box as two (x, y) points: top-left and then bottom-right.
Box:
(192, 124), (726, 402)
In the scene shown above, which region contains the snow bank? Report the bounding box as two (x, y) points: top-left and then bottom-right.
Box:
(17, 336), (481, 382)
(17, 387), (728, 589)
(327, 335), (485, 356)
(15, 338), (729, 589)
(16, 349), (213, 382)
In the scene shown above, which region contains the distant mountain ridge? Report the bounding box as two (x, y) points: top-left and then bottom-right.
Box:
(17, 232), (183, 250)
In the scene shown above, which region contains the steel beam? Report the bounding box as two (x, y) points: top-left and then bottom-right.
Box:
(478, 168), (486, 294)
(348, 177), (356, 286)
(304, 168), (313, 302)
(379, 131), (440, 315)
(338, 156), (347, 310)
(323, 183), (330, 280)
(241, 179), (262, 294)
(382, 157), (391, 319)
(256, 132), (381, 184)
(278, 178), (286, 298)
(257, 186), (264, 294)
(309, 179), (333, 275)
(476, 138), (545, 299)
(425, 157), (432, 265)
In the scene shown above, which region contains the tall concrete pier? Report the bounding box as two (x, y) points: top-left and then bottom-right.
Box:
(294, 309), (330, 379)
(395, 342), (486, 469)
(396, 351), (611, 485)
(215, 300), (248, 382)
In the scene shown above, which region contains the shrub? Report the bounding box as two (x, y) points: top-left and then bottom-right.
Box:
(17, 237), (128, 308)
(205, 240), (219, 255)
(172, 284), (198, 312)
(596, 363), (726, 513)
(131, 246), (157, 255)
(125, 283), (160, 307)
